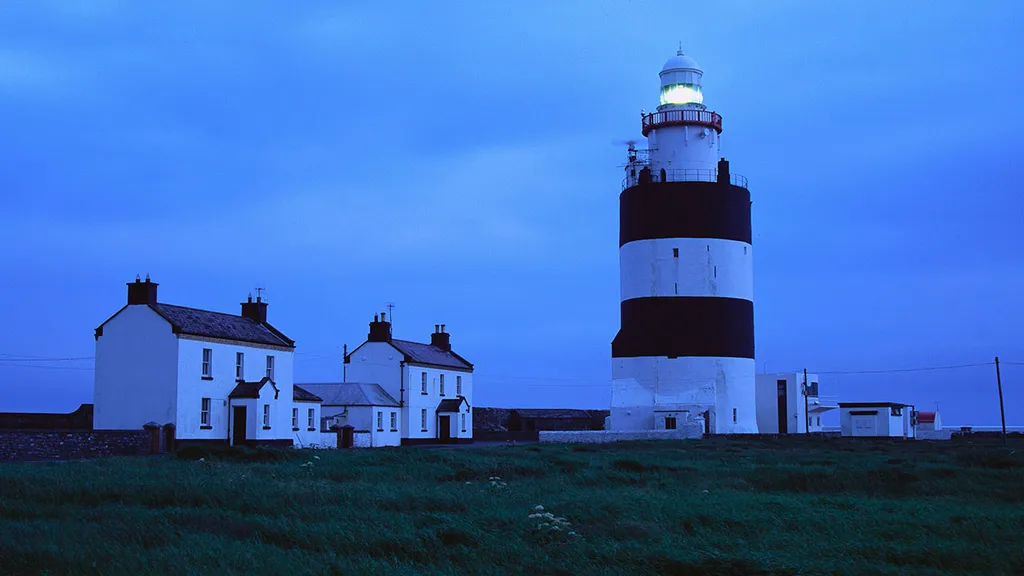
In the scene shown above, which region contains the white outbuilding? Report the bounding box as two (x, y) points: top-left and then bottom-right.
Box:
(295, 382), (402, 448)
(838, 402), (917, 438)
(755, 372), (838, 434)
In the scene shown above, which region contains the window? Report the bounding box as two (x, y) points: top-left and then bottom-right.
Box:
(744, 246), (747, 255)
(377, 411), (383, 431)
(421, 408), (427, 431)
(390, 412), (397, 431)
(714, 265), (717, 278)
(674, 282), (678, 295)
(308, 408), (315, 429)
(201, 398), (211, 426)
(263, 404), (271, 428)
(733, 408), (737, 423)
(266, 356), (275, 380)
(421, 372), (427, 394)
(665, 416), (677, 430)
(816, 416), (821, 427)
(461, 413), (466, 432)
(201, 348), (212, 378)
(236, 352), (244, 380)
(891, 406), (903, 417)
(439, 374), (445, 396)
(456, 375), (462, 396)
(292, 408), (298, 429)
(672, 247), (679, 258)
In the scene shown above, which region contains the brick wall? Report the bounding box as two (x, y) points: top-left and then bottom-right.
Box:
(0, 430), (154, 462)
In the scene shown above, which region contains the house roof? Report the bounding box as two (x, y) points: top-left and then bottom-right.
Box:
(838, 402), (908, 408)
(293, 385), (322, 403)
(390, 339), (473, 371)
(152, 303), (294, 347)
(917, 411), (937, 423)
(294, 383), (400, 407)
(512, 409), (593, 420)
(437, 397), (469, 412)
(228, 377), (279, 399)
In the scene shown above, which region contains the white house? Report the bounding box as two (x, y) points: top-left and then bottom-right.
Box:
(838, 402), (917, 438)
(93, 276), (322, 448)
(295, 382), (402, 448)
(344, 313), (474, 445)
(755, 372), (838, 434)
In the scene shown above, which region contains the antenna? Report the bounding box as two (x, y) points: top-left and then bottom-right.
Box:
(385, 302), (395, 334)
(255, 284), (265, 301)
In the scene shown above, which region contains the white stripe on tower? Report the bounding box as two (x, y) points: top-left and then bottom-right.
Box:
(619, 238), (753, 301)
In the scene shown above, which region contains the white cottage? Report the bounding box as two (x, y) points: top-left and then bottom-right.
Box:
(93, 277), (322, 448)
(755, 372), (838, 434)
(296, 383), (402, 448)
(344, 313), (474, 445)
(838, 402), (917, 439)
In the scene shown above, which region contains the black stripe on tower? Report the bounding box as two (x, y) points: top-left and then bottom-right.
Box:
(620, 181), (751, 246)
(612, 297), (754, 359)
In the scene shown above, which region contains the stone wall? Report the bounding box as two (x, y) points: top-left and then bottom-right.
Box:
(0, 430), (154, 462)
(538, 426), (703, 444)
(353, 431), (372, 448)
(0, 403), (94, 430)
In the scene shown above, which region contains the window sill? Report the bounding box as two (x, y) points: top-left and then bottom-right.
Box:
(200, 425), (213, 430)
(376, 429), (384, 432)
(262, 426), (271, 430)
(421, 429), (428, 432)
(390, 429), (398, 432)
(201, 376), (214, 381)
(420, 392), (428, 395)
(292, 427), (300, 431)
(307, 427), (316, 431)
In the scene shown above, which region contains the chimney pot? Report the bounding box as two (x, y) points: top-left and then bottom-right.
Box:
(127, 276), (158, 305)
(441, 324), (446, 333)
(374, 314), (379, 322)
(381, 312), (386, 322)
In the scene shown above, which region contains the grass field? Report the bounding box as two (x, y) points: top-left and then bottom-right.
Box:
(1, 437), (1022, 575)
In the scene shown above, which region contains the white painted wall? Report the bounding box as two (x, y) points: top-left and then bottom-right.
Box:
(176, 338), (294, 441)
(840, 405), (914, 438)
(755, 373), (826, 434)
(619, 238), (752, 301)
(611, 356), (757, 433)
(292, 402), (321, 447)
(648, 123), (720, 173)
(322, 405), (400, 447)
(94, 305), (179, 430)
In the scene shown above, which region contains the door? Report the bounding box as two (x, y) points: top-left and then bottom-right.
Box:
(233, 406), (247, 445)
(439, 415), (451, 442)
(777, 380), (788, 434)
(852, 416), (877, 437)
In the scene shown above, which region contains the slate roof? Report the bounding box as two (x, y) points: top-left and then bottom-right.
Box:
(228, 377), (278, 399)
(152, 303), (294, 347)
(390, 339), (473, 370)
(437, 397), (469, 412)
(512, 409), (593, 420)
(295, 383), (400, 407)
(293, 385), (322, 403)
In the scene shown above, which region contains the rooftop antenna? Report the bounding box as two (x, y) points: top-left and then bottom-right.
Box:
(385, 302), (395, 335)
(255, 284), (265, 301)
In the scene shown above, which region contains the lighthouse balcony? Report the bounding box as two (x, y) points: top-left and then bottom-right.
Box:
(622, 167), (748, 191)
(642, 109), (723, 136)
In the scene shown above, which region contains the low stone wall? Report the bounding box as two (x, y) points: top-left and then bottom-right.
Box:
(539, 426), (703, 444)
(353, 431), (372, 448)
(917, 429), (954, 441)
(0, 430), (154, 462)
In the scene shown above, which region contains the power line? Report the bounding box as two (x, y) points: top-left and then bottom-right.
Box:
(816, 362), (994, 375)
(0, 363), (94, 371)
(0, 357), (95, 363)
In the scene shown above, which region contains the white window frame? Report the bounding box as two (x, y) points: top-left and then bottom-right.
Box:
(201, 348), (212, 377)
(292, 408), (298, 428)
(421, 372), (427, 394)
(377, 411), (383, 431)
(420, 408), (427, 431)
(390, 411), (397, 431)
(266, 355), (275, 380)
(456, 375), (462, 396)
(461, 413), (466, 432)
(439, 374), (445, 396)
(263, 404), (271, 427)
(236, 352), (244, 380)
(308, 408), (315, 429)
(201, 398), (211, 426)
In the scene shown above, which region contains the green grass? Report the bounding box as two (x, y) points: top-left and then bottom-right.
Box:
(1, 437), (1022, 575)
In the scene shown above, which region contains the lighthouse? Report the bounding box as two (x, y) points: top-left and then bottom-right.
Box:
(610, 48), (757, 434)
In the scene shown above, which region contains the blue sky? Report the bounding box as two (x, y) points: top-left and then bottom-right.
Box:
(1, 1), (1022, 426)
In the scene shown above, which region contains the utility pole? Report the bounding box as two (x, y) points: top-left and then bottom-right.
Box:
(803, 368), (810, 433)
(995, 356), (1007, 445)
(343, 344), (348, 383)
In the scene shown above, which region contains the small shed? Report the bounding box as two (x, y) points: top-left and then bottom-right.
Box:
(838, 402), (916, 438)
(916, 410), (941, 431)
(507, 409), (600, 432)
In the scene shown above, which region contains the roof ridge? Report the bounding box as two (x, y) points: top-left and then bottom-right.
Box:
(155, 302), (254, 321)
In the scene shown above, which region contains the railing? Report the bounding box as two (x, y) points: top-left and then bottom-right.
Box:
(642, 109), (723, 136)
(621, 167), (748, 190)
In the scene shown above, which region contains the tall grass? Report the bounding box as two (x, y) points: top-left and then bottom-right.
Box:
(0, 437), (1021, 575)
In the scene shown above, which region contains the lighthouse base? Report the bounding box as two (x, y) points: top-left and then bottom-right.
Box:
(610, 356), (758, 434)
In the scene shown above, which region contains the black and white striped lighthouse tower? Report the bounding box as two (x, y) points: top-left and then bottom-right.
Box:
(610, 48), (757, 434)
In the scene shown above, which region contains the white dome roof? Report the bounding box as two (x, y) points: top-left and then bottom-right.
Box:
(661, 50), (701, 73)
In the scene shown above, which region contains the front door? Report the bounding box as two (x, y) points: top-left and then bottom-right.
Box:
(233, 406), (247, 445)
(439, 415), (451, 442)
(777, 380), (789, 434)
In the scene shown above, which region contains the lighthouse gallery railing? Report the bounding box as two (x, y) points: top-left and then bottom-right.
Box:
(642, 109), (723, 136)
(622, 168), (748, 190)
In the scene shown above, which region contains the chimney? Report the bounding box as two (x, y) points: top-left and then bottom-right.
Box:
(368, 312), (391, 342)
(717, 157), (730, 185)
(241, 294), (268, 323)
(431, 323), (451, 351)
(127, 275), (158, 305)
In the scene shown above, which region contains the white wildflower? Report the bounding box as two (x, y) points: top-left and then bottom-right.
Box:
(534, 505), (544, 511)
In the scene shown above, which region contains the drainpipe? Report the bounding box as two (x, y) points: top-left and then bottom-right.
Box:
(399, 360), (405, 407)
(227, 397), (232, 445)
(803, 369), (810, 434)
